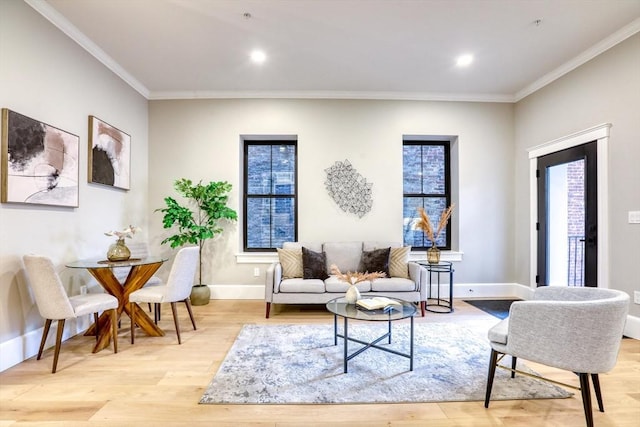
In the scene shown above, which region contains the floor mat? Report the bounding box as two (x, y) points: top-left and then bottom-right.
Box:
(463, 299), (519, 319)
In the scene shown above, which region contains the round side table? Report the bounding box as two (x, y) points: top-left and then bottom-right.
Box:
(419, 261), (454, 313)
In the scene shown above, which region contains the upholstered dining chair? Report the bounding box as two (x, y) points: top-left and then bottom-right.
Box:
(23, 255), (119, 373)
(484, 287), (629, 427)
(129, 246), (199, 345)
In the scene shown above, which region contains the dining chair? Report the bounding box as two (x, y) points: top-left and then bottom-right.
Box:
(484, 286), (629, 427)
(23, 254), (119, 373)
(129, 246), (199, 344)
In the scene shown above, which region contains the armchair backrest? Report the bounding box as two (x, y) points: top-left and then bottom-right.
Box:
(507, 287), (629, 373)
(163, 246), (199, 302)
(23, 255), (75, 320)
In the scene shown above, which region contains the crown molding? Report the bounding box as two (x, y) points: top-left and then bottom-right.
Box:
(148, 90), (516, 103)
(515, 17), (640, 102)
(25, 0), (150, 99)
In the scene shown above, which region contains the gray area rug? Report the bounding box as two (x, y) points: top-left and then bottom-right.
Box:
(200, 323), (572, 404)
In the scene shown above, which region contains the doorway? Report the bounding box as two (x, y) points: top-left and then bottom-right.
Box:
(528, 123), (610, 290)
(537, 142), (597, 287)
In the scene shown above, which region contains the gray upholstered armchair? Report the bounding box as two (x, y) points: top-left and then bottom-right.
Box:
(484, 287), (629, 427)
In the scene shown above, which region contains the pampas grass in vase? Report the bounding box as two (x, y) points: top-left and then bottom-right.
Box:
(415, 204), (455, 264)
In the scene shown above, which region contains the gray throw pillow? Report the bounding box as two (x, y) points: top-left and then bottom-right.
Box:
(360, 247), (390, 276)
(302, 247), (329, 280)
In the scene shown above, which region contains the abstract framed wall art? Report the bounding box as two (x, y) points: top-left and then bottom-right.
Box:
(88, 116), (130, 190)
(1, 109), (79, 207)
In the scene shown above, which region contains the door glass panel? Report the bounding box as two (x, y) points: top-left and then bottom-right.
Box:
(546, 159), (585, 286)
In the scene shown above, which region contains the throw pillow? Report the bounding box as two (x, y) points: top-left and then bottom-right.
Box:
(360, 247), (390, 276)
(389, 246), (411, 279)
(277, 248), (303, 279)
(302, 247), (329, 280)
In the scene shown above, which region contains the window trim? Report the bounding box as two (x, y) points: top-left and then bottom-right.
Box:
(243, 139), (298, 252)
(403, 140), (452, 250)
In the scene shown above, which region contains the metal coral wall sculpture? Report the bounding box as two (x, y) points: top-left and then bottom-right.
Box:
(324, 159), (373, 218)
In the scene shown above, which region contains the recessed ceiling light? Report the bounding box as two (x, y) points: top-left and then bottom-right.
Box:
(456, 54), (474, 67)
(250, 50), (266, 64)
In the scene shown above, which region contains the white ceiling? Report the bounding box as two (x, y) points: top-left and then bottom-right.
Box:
(30, 0), (640, 102)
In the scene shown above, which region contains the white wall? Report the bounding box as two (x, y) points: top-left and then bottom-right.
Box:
(0, 0), (150, 367)
(514, 33), (640, 317)
(148, 99), (515, 288)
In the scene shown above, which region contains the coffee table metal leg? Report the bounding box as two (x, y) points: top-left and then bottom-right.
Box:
(333, 314), (337, 345)
(410, 315), (414, 371)
(388, 319), (392, 344)
(343, 317), (349, 373)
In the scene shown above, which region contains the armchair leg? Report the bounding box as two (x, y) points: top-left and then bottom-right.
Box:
(591, 374), (604, 412)
(511, 356), (517, 378)
(484, 349), (499, 408)
(420, 301), (426, 317)
(184, 298), (197, 330)
(265, 302), (271, 318)
(52, 319), (65, 374)
(38, 319), (52, 360)
(579, 372), (594, 427)
(170, 302), (182, 344)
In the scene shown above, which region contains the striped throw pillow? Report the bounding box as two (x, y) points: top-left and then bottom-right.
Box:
(277, 248), (303, 279)
(388, 246), (410, 279)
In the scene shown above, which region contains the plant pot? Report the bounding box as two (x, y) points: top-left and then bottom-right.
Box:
(190, 284), (211, 306)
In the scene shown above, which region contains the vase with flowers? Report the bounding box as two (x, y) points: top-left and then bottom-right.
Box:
(105, 225), (141, 261)
(330, 264), (386, 304)
(414, 204), (455, 264)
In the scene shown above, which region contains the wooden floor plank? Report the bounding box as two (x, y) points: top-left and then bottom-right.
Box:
(0, 299), (638, 426)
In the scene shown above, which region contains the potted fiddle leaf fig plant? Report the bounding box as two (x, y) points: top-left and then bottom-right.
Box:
(157, 178), (237, 305)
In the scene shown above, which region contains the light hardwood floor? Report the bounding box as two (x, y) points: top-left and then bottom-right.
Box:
(1, 299), (638, 426)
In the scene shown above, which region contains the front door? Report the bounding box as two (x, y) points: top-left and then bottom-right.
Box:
(537, 141), (597, 287)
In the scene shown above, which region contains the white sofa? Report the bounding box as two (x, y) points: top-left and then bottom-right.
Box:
(265, 241), (427, 318)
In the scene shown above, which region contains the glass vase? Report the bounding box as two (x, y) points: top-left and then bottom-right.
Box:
(107, 238), (131, 262)
(427, 242), (441, 264)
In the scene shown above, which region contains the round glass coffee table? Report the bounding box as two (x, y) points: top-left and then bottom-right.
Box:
(326, 296), (416, 373)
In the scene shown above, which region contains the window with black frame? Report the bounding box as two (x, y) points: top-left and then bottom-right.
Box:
(244, 140), (297, 251)
(403, 141), (451, 250)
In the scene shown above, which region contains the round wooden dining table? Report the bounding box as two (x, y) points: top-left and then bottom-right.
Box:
(66, 257), (167, 352)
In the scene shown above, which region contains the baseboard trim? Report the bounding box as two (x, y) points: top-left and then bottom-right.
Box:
(209, 284), (265, 300)
(623, 314), (640, 340)
(0, 316), (91, 373)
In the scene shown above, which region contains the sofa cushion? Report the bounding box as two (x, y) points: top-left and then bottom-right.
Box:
(359, 247), (390, 275)
(363, 241), (401, 251)
(323, 241), (363, 273)
(283, 241), (322, 252)
(324, 275), (372, 293)
(302, 247), (329, 280)
(279, 278), (326, 293)
(370, 277), (416, 292)
(389, 246), (411, 279)
(277, 248), (303, 279)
